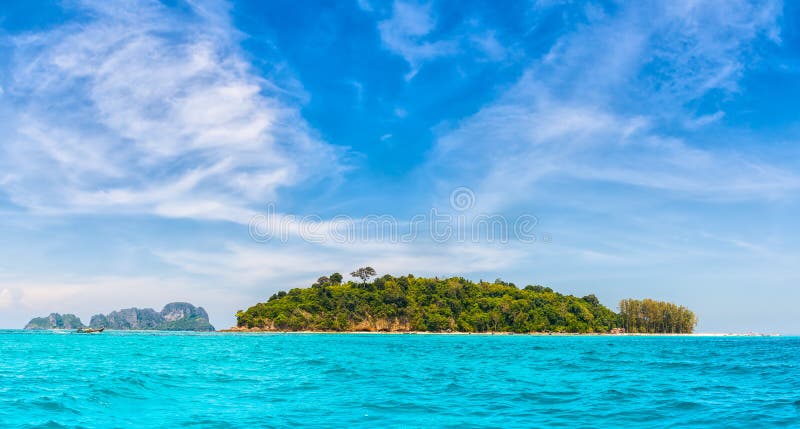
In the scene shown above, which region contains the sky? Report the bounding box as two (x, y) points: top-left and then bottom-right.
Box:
(1, 0), (799, 333)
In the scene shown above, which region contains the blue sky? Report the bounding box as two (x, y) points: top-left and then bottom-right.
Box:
(1, 0), (799, 332)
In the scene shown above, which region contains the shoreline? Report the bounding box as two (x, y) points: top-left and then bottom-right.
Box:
(2, 329), (783, 336)
(218, 328), (779, 337)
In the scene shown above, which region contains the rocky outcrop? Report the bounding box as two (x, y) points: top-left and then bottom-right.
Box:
(89, 307), (162, 330)
(24, 313), (85, 330)
(162, 302), (209, 322)
(89, 302), (214, 331)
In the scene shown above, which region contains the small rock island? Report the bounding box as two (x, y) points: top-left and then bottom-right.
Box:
(24, 302), (214, 331)
(24, 313), (85, 330)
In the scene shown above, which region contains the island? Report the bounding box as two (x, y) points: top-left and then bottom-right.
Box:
(89, 302), (215, 331)
(24, 302), (215, 331)
(24, 313), (85, 330)
(233, 269), (697, 334)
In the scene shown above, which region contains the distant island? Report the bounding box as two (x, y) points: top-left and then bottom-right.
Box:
(24, 313), (85, 330)
(24, 302), (214, 331)
(233, 268), (697, 334)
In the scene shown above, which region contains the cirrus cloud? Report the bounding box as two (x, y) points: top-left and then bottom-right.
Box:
(0, 0), (343, 224)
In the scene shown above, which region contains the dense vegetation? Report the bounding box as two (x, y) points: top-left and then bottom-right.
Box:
(618, 298), (697, 334)
(237, 271), (626, 333)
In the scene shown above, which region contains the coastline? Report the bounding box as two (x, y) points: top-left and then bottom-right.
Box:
(2, 329), (782, 336)
(218, 327), (779, 337)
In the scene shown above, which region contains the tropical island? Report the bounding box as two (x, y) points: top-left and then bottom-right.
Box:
(24, 302), (214, 331)
(234, 268), (697, 334)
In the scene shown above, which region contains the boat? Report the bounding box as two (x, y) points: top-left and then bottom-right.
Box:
(76, 327), (105, 334)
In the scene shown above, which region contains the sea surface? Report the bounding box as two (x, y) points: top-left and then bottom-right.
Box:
(0, 331), (798, 428)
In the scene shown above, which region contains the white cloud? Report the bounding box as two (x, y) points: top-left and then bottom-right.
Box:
(378, 1), (458, 79)
(0, 288), (16, 309)
(376, 2), (510, 79)
(356, 0), (374, 12)
(470, 30), (507, 62)
(535, 0), (781, 112)
(0, 0), (342, 224)
(686, 110), (725, 128)
(425, 1), (796, 211)
(644, 0), (781, 101)
(155, 240), (525, 286)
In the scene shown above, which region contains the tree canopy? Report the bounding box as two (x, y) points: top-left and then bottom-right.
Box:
(239, 273), (665, 333)
(350, 267), (376, 285)
(618, 298), (697, 334)
(236, 271), (697, 333)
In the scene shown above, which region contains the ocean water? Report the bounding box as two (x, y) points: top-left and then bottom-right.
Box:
(0, 331), (798, 428)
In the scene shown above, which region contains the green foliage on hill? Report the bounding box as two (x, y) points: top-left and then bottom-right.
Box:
(158, 315), (215, 331)
(236, 273), (623, 333)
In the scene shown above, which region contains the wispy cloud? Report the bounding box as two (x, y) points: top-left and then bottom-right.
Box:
(375, 1), (510, 80)
(0, 0), (342, 224)
(426, 0), (797, 211)
(530, 0), (783, 118)
(377, 1), (457, 79)
(156, 238), (525, 285)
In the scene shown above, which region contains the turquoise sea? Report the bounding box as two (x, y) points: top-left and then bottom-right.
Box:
(1, 331), (798, 428)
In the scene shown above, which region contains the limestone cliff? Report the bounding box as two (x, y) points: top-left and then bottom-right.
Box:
(89, 302), (214, 331)
(24, 313), (85, 330)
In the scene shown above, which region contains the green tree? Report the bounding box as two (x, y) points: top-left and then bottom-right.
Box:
(582, 294), (600, 306)
(312, 276), (330, 288)
(350, 267), (377, 286)
(619, 298), (697, 333)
